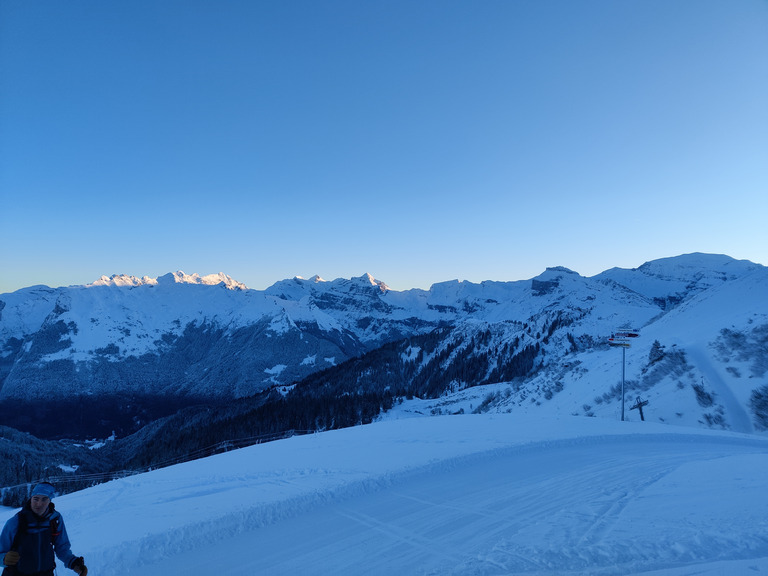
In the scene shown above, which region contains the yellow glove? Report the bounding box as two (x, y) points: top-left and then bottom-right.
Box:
(3, 551), (20, 566)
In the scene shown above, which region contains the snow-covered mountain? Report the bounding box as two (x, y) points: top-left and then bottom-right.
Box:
(0, 253), (766, 439)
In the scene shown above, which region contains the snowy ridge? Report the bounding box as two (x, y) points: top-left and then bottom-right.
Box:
(89, 274), (158, 288)
(0, 253), (766, 439)
(89, 271), (248, 290)
(6, 413), (766, 575)
(593, 253), (761, 301)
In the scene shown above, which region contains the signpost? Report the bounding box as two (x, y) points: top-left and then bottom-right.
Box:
(630, 396), (649, 421)
(608, 328), (640, 421)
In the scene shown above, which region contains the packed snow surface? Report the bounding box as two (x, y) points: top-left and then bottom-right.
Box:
(3, 414), (768, 575)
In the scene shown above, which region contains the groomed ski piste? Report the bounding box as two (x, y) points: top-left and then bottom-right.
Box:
(3, 409), (768, 576)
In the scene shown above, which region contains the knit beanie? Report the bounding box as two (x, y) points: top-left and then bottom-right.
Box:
(31, 483), (57, 499)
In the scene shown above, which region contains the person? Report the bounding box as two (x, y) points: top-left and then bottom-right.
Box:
(0, 483), (87, 576)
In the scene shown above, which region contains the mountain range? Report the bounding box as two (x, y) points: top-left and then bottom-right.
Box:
(1, 253), (766, 443)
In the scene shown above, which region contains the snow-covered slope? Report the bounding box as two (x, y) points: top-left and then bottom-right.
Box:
(4, 413), (766, 575)
(594, 253), (761, 301)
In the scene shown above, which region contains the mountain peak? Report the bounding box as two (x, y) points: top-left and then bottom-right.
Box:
(535, 266), (579, 279)
(159, 271), (248, 290)
(90, 272), (248, 290)
(635, 253), (760, 278)
(89, 274), (158, 288)
(354, 273), (389, 293)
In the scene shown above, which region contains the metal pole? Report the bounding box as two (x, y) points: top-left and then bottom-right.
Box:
(621, 346), (626, 421)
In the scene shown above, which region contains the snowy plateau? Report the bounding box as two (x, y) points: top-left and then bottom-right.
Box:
(0, 253), (767, 574)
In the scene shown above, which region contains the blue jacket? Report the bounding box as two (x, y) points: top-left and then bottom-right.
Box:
(0, 501), (77, 574)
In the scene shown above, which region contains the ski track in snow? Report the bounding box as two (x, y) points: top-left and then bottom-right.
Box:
(686, 344), (753, 434)
(9, 416), (764, 576)
(144, 442), (768, 575)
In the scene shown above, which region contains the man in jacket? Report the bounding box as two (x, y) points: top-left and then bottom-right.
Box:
(0, 483), (87, 576)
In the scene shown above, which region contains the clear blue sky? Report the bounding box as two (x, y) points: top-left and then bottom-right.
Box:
(1, 0), (766, 293)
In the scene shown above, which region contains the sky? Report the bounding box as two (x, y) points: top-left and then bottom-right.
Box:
(1, 0), (766, 294)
